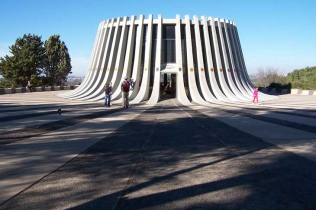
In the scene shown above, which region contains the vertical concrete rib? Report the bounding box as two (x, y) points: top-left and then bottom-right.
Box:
(128, 15), (144, 100)
(217, 19), (248, 101)
(202, 16), (230, 102)
(184, 15), (210, 105)
(132, 14), (153, 103)
(234, 25), (254, 89)
(58, 14), (278, 103)
(60, 21), (105, 98)
(111, 16), (136, 100)
(224, 20), (252, 99)
(231, 23), (276, 100)
(69, 19), (111, 99)
(175, 15), (191, 105)
(109, 16), (129, 95)
(225, 20), (252, 95)
(230, 23), (253, 92)
(210, 17), (239, 101)
(81, 17), (122, 101)
(193, 15), (219, 103)
(147, 15), (163, 104)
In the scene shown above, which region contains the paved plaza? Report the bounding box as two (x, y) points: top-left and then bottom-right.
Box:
(0, 91), (316, 210)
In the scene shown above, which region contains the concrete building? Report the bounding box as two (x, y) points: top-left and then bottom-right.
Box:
(58, 15), (277, 105)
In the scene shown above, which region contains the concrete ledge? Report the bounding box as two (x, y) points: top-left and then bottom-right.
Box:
(62, 86), (71, 90)
(25, 87), (33, 92)
(45, 86), (53, 91)
(34, 87), (41, 92)
(301, 90), (313, 95)
(0, 86), (77, 94)
(34, 87), (46, 92)
(15, 88), (24, 93)
(291, 89), (302, 94)
(4, 88), (13, 94)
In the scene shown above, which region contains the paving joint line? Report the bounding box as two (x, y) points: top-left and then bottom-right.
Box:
(182, 105), (315, 210)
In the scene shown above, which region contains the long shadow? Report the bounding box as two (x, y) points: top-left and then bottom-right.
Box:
(213, 107), (316, 134)
(0, 106), (126, 146)
(1, 102), (316, 209)
(0, 103), (106, 122)
(0, 103), (101, 113)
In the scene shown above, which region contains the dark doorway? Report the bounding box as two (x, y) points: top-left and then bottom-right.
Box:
(160, 73), (176, 99)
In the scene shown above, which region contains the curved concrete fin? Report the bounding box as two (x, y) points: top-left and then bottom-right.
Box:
(147, 15), (163, 105)
(59, 21), (105, 98)
(229, 24), (255, 98)
(111, 16), (136, 101)
(68, 19), (112, 99)
(175, 15), (191, 105)
(185, 15), (211, 106)
(210, 17), (239, 102)
(58, 15), (278, 104)
(230, 24), (254, 95)
(193, 15), (219, 103)
(224, 20), (252, 100)
(109, 17), (129, 95)
(132, 15), (153, 103)
(79, 18), (122, 101)
(200, 16), (230, 103)
(231, 24), (276, 100)
(217, 19), (249, 101)
(128, 15), (144, 100)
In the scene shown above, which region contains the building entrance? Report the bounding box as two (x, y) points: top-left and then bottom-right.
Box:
(160, 73), (176, 99)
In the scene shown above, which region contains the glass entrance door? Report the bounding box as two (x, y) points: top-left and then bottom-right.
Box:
(160, 73), (176, 99)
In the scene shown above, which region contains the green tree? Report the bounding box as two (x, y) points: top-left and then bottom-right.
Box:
(0, 34), (45, 87)
(285, 66), (316, 89)
(43, 35), (72, 86)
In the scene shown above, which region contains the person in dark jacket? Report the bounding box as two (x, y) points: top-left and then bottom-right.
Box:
(27, 79), (33, 92)
(121, 77), (130, 108)
(104, 83), (112, 107)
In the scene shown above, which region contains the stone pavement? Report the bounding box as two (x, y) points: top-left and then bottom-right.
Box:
(0, 91), (316, 210)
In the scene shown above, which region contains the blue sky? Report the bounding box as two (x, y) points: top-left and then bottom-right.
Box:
(1, 0), (315, 77)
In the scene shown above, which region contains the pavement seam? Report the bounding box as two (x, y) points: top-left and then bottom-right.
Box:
(0, 106), (147, 207)
(113, 101), (165, 210)
(0, 108), (123, 146)
(216, 107), (316, 134)
(184, 105), (315, 210)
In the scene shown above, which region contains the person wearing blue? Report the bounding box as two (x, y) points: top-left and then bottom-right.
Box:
(104, 83), (112, 107)
(129, 78), (135, 90)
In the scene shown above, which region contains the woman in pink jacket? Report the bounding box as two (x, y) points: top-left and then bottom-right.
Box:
(252, 87), (259, 105)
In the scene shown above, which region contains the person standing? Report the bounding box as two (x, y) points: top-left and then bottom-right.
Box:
(129, 78), (135, 91)
(27, 79), (32, 92)
(104, 83), (112, 107)
(252, 87), (259, 105)
(121, 77), (130, 108)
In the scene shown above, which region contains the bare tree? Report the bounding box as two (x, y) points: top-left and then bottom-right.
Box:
(254, 67), (286, 87)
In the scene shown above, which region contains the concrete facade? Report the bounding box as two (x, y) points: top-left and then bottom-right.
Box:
(58, 15), (277, 104)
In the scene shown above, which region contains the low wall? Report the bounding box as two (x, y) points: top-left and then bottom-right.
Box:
(0, 85), (78, 95)
(258, 88), (315, 96)
(291, 89), (302, 94)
